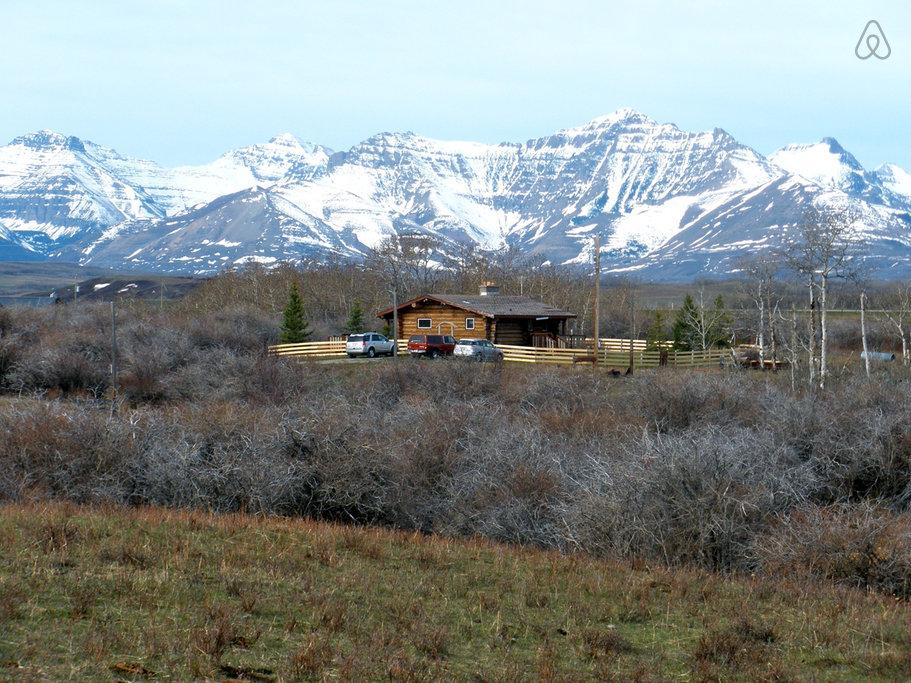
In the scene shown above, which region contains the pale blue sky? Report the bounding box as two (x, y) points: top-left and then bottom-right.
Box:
(2, 1), (909, 169)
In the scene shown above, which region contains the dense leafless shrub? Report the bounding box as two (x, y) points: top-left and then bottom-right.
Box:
(571, 427), (816, 570)
(634, 372), (756, 432)
(187, 307), (278, 353)
(434, 407), (569, 546)
(118, 322), (193, 402)
(0, 402), (135, 502)
(756, 504), (911, 597)
(7, 336), (110, 396)
(0, 303), (281, 400)
(156, 347), (257, 402)
(508, 366), (598, 413)
(0, 337), (18, 386)
(760, 377), (911, 501)
(239, 355), (313, 404)
(0, 306), (12, 337)
(5, 298), (911, 596)
(692, 617), (776, 675)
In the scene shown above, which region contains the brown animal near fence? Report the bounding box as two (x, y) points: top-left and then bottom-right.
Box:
(571, 354), (597, 366)
(733, 344), (790, 370)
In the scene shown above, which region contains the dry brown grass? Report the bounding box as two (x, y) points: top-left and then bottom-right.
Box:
(1, 501), (910, 681)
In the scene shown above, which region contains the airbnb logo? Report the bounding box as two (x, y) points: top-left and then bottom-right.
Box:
(855, 20), (891, 60)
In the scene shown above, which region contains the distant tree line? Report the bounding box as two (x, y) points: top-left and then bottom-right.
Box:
(192, 210), (906, 392)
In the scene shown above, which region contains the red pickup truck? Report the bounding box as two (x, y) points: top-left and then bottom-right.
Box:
(407, 334), (457, 358)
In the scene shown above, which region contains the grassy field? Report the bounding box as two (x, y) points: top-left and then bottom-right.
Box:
(0, 262), (120, 297)
(0, 261), (200, 301)
(1, 504), (910, 681)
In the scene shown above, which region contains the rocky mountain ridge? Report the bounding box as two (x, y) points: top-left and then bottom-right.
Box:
(1, 111), (908, 280)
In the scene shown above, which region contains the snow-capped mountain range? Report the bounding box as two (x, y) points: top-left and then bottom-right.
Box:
(1, 109), (909, 279)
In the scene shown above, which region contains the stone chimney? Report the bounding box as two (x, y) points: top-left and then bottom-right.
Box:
(479, 281), (500, 296)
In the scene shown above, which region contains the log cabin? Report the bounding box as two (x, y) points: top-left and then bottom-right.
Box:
(377, 283), (576, 346)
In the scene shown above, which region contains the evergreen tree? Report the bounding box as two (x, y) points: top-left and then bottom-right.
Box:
(345, 300), (365, 334)
(672, 292), (732, 351)
(710, 295), (733, 348)
(672, 294), (697, 350)
(645, 311), (667, 351)
(280, 282), (311, 343)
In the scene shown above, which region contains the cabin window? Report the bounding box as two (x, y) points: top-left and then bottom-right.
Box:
(465, 317), (475, 330)
(417, 318), (432, 329)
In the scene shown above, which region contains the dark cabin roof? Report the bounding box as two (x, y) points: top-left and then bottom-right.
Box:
(378, 294), (576, 319)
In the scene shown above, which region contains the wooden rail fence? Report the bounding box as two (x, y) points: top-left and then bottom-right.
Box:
(268, 338), (728, 369)
(496, 344), (726, 368)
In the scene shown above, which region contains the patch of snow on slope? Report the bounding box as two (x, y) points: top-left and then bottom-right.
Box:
(235, 254), (277, 265)
(276, 166), (397, 249)
(607, 196), (700, 251)
(876, 164), (911, 200)
(769, 141), (856, 188)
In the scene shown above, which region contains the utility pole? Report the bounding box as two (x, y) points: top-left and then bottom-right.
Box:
(593, 236), (600, 367)
(110, 301), (118, 392)
(628, 284), (635, 375)
(860, 290), (871, 379)
(74, 280), (78, 303)
(159, 278), (165, 311)
(390, 287), (399, 363)
(790, 304), (798, 393)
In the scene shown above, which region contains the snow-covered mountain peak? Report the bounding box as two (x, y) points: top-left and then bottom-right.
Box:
(9, 130), (85, 152)
(4, 113), (911, 280)
(547, 111), (756, 161)
(875, 163), (911, 201)
(767, 139), (909, 208)
(817, 137), (859, 161)
(0, 131), (167, 252)
(253, 132), (332, 160)
(267, 132), (304, 147)
(770, 138), (864, 182)
(198, 135), (331, 186)
(551, 109), (654, 141)
(355, 130), (420, 148)
(708, 127), (744, 146)
(568, 107), (654, 131)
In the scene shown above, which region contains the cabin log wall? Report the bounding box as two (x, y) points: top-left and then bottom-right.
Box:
(395, 304), (489, 340)
(381, 297), (572, 345)
(494, 319), (528, 345)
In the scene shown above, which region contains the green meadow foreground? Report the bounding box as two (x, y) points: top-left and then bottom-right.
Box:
(1, 504), (909, 682)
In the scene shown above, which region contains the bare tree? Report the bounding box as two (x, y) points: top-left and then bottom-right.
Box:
(881, 283), (911, 366)
(788, 304), (798, 392)
(673, 289), (731, 352)
(365, 233), (444, 295)
(787, 206), (860, 389)
(849, 260), (876, 380)
(739, 255), (783, 369)
(860, 289), (872, 378)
